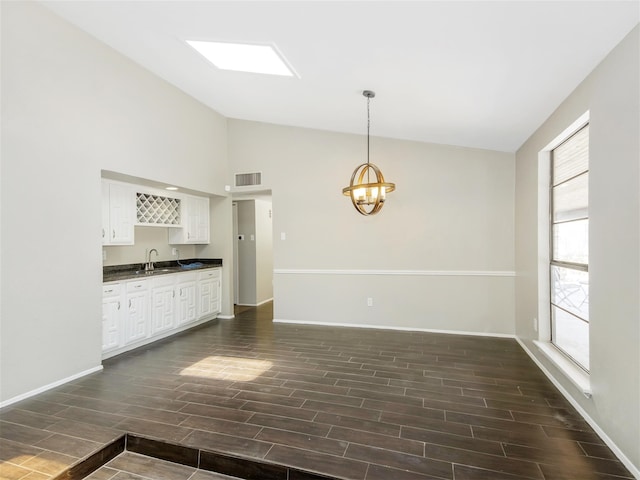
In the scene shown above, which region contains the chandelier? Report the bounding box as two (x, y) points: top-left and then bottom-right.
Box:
(342, 90), (395, 215)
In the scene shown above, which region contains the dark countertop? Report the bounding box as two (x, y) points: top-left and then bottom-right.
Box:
(103, 258), (222, 282)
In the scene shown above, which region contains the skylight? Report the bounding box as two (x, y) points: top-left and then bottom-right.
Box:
(187, 40), (296, 77)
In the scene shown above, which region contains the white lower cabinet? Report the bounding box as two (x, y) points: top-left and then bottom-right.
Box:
(124, 280), (149, 345)
(198, 269), (222, 319)
(102, 267), (221, 357)
(102, 283), (121, 352)
(176, 273), (198, 326)
(150, 275), (176, 335)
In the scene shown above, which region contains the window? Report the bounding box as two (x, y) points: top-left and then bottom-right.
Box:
(550, 124), (589, 371)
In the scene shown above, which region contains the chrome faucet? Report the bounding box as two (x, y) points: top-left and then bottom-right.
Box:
(145, 249), (159, 271)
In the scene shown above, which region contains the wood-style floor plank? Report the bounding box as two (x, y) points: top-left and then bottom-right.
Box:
(0, 303), (633, 480)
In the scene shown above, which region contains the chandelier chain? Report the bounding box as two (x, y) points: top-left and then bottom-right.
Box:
(367, 94), (371, 182)
(367, 95), (370, 165)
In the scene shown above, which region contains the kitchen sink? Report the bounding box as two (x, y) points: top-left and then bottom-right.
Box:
(133, 268), (172, 275)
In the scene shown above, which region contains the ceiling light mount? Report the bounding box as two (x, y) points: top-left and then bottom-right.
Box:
(342, 90), (395, 215)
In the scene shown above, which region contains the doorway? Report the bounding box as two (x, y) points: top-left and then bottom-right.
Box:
(232, 193), (273, 309)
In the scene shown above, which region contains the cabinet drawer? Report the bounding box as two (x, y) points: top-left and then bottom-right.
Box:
(126, 279), (148, 292)
(151, 274), (176, 288)
(198, 268), (220, 281)
(176, 272), (197, 283)
(102, 283), (121, 296)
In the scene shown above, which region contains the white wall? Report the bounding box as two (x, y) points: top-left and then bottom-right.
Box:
(515, 26), (639, 473)
(228, 120), (515, 334)
(0, 2), (231, 404)
(103, 226), (197, 267)
(237, 200), (257, 305)
(255, 199), (274, 304)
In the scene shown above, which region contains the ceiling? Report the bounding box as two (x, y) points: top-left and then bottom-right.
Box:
(41, 1), (639, 153)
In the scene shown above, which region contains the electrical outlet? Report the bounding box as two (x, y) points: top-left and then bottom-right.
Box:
(102, 249), (107, 261)
(367, 297), (373, 307)
(172, 248), (178, 256)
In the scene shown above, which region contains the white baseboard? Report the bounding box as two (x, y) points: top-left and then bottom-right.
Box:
(0, 365), (103, 409)
(516, 337), (639, 479)
(272, 318), (515, 338)
(236, 297), (274, 307)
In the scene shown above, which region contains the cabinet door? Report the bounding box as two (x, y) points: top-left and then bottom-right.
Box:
(101, 182), (111, 245)
(150, 284), (175, 335)
(108, 182), (135, 245)
(212, 277), (221, 315)
(198, 269), (221, 318)
(124, 282), (148, 344)
(192, 196), (210, 243)
(102, 291), (121, 352)
(177, 280), (198, 325)
(198, 278), (214, 318)
(168, 195), (209, 245)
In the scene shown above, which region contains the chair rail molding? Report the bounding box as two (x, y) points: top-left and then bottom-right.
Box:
(274, 268), (516, 277)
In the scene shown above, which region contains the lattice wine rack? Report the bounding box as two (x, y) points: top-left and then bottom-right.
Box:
(136, 193), (181, 225)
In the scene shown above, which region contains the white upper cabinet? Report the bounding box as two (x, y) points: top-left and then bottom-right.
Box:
(101, 178), (210, 245)
(169, 194), (210, 244)
(102, 180), (135, 245)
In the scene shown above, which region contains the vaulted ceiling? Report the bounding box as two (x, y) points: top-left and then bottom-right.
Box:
(42, 1), (639, 152)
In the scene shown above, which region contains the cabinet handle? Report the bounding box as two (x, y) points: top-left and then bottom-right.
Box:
(128, 299), (132, 309)
(173, 291), (175, 298)
(187, 232), (191, 239)
(180, 288), (183, 296)
(112, 229), (116, 239)
(117, 301), (120, 310)
(134, 284), (141, 289)
(102, 228), (105, 238)
(105, 288), (113, 293)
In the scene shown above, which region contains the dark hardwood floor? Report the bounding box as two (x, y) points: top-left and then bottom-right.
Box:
(0, 303), (633, 480)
